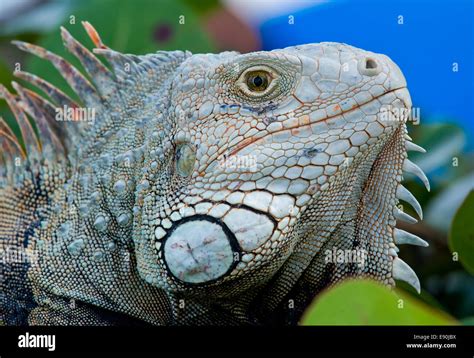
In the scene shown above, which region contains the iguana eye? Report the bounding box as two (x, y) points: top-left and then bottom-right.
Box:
(245, 71), (270, 92)
(236, 65), (278, 98)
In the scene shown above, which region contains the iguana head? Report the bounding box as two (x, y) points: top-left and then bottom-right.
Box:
(135, 43), (429, 299)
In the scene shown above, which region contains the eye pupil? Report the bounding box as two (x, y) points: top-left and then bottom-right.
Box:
(246, 71), (269, 92)
(253, 76), (263, 87)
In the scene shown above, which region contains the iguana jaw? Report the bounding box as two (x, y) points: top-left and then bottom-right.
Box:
(249, 132), (428, 324)
(229, 84), (429, 308)
(269, 111), (429, 302)
(298, 123), (407, 287)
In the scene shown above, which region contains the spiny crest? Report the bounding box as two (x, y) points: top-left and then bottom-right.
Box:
(0, 22), (189, 186)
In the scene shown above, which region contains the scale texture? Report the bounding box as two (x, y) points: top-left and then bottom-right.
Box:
(0, 23), (429, 325)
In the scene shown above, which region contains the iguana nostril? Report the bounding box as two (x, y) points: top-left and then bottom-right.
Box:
(358, 57), (381, 76)
(365, 58), (377, 69)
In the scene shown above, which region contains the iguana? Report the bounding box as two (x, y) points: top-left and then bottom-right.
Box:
(0, 22), (430, 326)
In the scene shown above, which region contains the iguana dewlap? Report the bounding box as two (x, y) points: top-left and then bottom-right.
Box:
(0, 22), (429, 325)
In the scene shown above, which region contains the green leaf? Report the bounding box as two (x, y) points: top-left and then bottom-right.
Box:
(301, 279), (457, 325)
(449, 190), (474, 275)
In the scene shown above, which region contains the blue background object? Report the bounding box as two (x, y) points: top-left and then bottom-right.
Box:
(260, 0), (473, 143)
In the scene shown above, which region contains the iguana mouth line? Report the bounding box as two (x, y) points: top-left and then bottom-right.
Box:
(227, 86), (408, 158)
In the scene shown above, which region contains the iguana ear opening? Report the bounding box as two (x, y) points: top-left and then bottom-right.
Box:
(175, 142), (196, 177)
(162, 216), (240, 285)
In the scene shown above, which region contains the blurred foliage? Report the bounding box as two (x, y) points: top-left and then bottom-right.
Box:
(449, 191), (474, 274)
(425, 271), (474, 319)
(301, 280), (456, 325)
(0, 59), (14, 92)
(26, 0), (217, 101)
(408, 123), (465, 175)
(408, 122), (473, 233)
(462, 317), (474, 326)
(181, 0), (220, 15)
